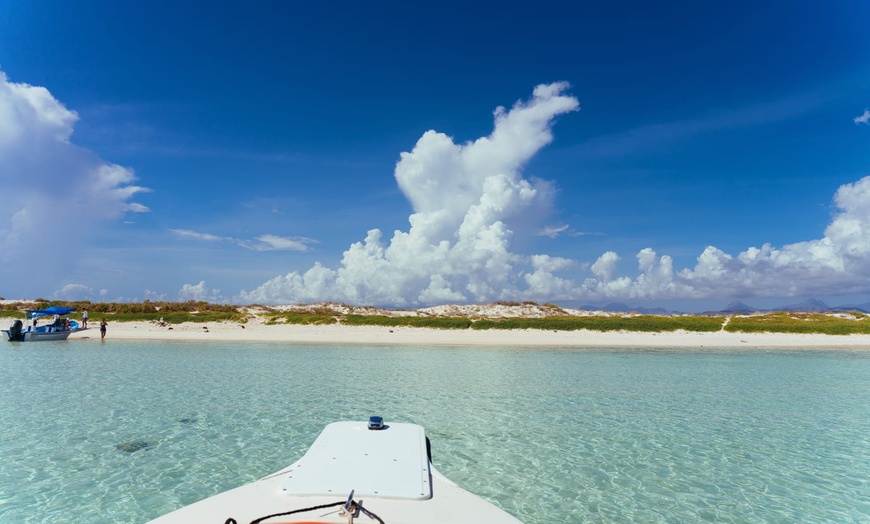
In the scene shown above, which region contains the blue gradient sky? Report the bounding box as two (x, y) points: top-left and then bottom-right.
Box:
(2, 1), (870, 310)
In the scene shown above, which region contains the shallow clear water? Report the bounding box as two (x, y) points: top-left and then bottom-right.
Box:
(0, 340), (868, 523)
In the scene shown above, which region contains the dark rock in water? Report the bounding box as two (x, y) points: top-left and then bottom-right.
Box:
(116, 440), (151, 453)
(177, 417), (198, 424)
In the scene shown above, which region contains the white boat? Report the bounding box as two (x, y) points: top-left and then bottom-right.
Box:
(146, 418), (523, 524)
(2, 306), (80, 342)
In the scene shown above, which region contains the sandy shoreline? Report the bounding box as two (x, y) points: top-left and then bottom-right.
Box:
(66, 320), (870, 349)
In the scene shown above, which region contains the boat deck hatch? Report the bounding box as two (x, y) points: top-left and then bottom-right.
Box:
(281, 421), (432, 500)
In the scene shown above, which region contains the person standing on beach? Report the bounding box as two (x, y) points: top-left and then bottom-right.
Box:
(100, 319), (107, 340)
(82, 309), (88, 328)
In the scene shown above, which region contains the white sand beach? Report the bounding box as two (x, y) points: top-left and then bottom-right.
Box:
(4, 300), (867, 349)
(67, 319), (870, 349)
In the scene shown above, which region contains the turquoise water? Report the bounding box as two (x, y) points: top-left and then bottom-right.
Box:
(0, 341), (868, 523)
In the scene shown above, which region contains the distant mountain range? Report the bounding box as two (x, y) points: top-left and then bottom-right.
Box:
(578, 299), (870, 315)
(578, 302), (672, 315)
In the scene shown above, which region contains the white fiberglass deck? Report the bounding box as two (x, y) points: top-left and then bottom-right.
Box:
(146, 420), (523, 523)
(281, 421), (431, 500)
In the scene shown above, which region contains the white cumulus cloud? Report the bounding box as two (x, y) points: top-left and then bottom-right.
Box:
(52, 283), (96, 301)
(854, 109), (870, 125)
(240, 82), (580, 305)
(178, 281), (224, 302)
(568, 176), (870, 302)
(239, 82), (870, 306)
(0, 70), (149, 289)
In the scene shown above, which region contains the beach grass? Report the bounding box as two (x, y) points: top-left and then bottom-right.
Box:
(266, 312), (338, 325)
(0, 301), (245, 324)
(470, 315), (725, 332)
(99, 311), (244, 323)
(725, 312), (870, 335)
(343, 314), (473, 329)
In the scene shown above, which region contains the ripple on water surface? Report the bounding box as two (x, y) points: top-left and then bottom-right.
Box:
(0, 341), (868, 523)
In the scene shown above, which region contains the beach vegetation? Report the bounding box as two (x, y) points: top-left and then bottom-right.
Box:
(0, 301), (244, 323)
(724, 312), (870, 335)
(112, 311), (243, 323)
(542, 303), (568, 314)
(342, 315), (473, 329)
(493, 301), (523, 307)
(266, 311), (338, 325)
(469, 315), (724, 332)
(91, 301), (243, 323)
(307, 305), (346, 316)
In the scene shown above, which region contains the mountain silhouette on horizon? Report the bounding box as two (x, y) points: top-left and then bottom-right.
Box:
(719, 301), (758, 313)
(577, 297), (869, 315)
(779, 298), (830, 312)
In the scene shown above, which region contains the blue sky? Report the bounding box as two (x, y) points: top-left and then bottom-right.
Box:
(2, 1), (870, 311)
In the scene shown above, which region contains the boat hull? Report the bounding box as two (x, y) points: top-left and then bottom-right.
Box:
(3, 329), (74, 341)
(3, 321), (79, 342)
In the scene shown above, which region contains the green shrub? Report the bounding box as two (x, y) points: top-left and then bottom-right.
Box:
(267, 312), (338, 325)
(470, 315), (724, 332)
(93, 311), (243, 323)
(725, 313), (870, 335)
(11, 301), (245, 323)
(342, 315), (472, 329)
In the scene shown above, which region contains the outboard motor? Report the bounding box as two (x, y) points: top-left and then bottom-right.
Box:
(8, 319), (23, 341)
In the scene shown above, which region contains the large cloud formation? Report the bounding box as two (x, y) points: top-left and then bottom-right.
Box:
(240, 83), (870, 306)
(0, 71), (148, 290)
(240, 83), (579, 305)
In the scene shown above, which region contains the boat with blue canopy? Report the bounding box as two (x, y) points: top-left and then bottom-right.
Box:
(2, 306), (80, 342)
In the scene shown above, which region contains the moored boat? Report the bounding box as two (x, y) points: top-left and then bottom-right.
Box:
(2, 306), (79, 342)
(146, 418), (523, 524)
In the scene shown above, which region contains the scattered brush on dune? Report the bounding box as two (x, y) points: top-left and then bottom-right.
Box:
(470, 315), (724, 332)
(725, 312), (870, 335)
(342, 315), (473, 329)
